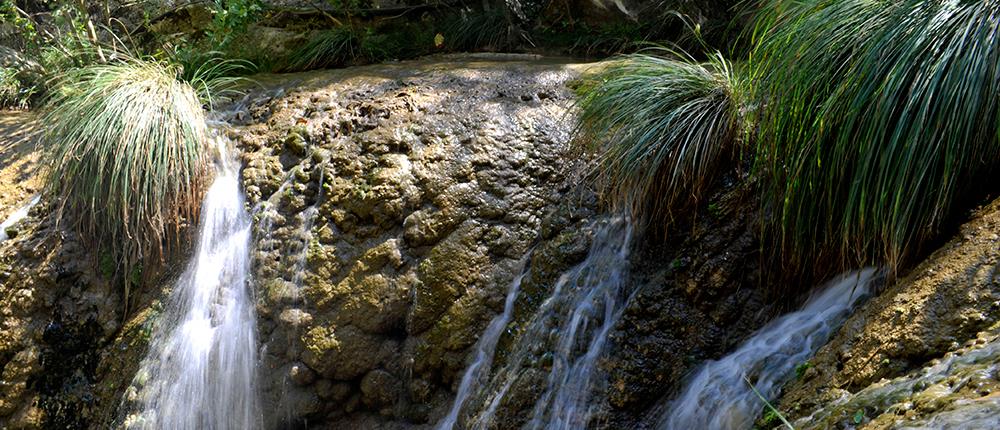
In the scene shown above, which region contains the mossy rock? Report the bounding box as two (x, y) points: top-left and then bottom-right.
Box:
(406, 221), (490, 334)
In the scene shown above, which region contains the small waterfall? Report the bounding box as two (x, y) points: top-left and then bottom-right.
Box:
(124, 132), (261, 429)
(440, 216), (634, 430)
(254, 150), (329, 294)
(437, 255), (532, 430)
(0, 194), (40, 242)
(290, 154), (328, 292)
(800, 323), (1000, 428)
(660, 268), (878, 430)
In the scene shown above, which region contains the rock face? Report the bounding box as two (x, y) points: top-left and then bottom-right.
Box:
(232, 54), (588, 427)
(604, 189), (778, 423)
(0, 56), (797, 430)
(775, 197), (1000, 428)
(0, 111), (130, 430)
(0, 206), (126, 429)
(10, 53), (997, 430)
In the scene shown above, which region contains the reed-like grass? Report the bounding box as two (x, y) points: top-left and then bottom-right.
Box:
(175, 50), (255, 108)
(752, 0), (1000, 272)
(576, 49), (749, 225)
(441, 7), (519, 52)
(286, 27), (361, 71)
(42, 54), (210, 275)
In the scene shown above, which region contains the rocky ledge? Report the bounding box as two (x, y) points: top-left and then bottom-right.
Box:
(234, 54), (590, 428)
(774, 196), (1000, 429)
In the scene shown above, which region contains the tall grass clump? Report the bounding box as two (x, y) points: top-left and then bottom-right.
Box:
(576, 49), (749, 226)
(752, 0), (1000, 272)
(42, 53), (210, 277)
(286, 27), (361, 71)
(441, 7), (520, 52)
(174, 50), (255, 108)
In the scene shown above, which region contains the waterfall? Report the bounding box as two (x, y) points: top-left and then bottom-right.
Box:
(124, 132), (261, 429)
(0, 194), (40, 242)
(439, 216), (634, 430)
(437, 255), (532, 430)
(659, 268), (878, 430)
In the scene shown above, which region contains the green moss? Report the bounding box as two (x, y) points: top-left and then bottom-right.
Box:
(303, 325), (340, 357)
(794, 361), (812, 380)
(99, 252), (115, 280)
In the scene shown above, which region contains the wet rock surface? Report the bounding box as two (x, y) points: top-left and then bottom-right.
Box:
(232, 54), (589, 427)
(5, 53), (997, 430)
(793, 322), (1000, 430)
(445, 181), (783, 429)
(599, 189), (782, 428)
(776, 196), (1000, 428)
(0, 206), (125, 430)
(0, 111), (130, 430)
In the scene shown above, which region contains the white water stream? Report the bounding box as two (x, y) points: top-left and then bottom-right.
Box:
(437, 255), (532, 430)
(659, 268), (877, 430)
(126, 132), (260, 429)
(0, 194), (40, 242)
(439, 217), (633, 430)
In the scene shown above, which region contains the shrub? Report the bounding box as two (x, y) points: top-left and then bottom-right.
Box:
(0, 67), (34, 108)
(752, 0), (1000, 272)
(575, 49), (749, 226)
(42, 54), (210, 278)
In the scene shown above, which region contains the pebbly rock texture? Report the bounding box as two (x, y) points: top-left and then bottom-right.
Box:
(0, 111), (128, 430)
(603, 189), (778, 422)
(0, 205), (126, 430)
(775, 196), (1000, 428)
(790, 322), (1000, 430)
(231, 54), (590, 428)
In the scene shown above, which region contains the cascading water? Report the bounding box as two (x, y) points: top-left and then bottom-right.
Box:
(437, 255), (532, 430)
(253, 149), (329, 427)
(439, 216), (634, 430)
(799, 323), (1000, 428)
(659, 268), (878, 430)
(0, 194), (40, 242)
(124, 131), (261, 429)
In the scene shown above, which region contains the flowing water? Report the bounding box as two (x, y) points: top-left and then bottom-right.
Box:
(659, 268), (878, 430)
(0, 194), (40, 242)
(124, 132), (260, 429)
(437, 255), (533, 430)
(798, 322), (1000, 429)
(440, 216), (634, 430)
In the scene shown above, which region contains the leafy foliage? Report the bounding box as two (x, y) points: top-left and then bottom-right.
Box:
(41, 53), (210, 278)
(752, 0), (1000, 271)
(576, 49), (748, 225)
(206, 0), (265, 49)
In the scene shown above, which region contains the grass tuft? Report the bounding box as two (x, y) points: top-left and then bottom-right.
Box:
(752, 0), (1000, 272)
(41, 53), (210, 277)
(174, 50), (256, 109)
(575, 48), (749, 226)
(286, 27), (362, 71)
(441, 7), (519, 52)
